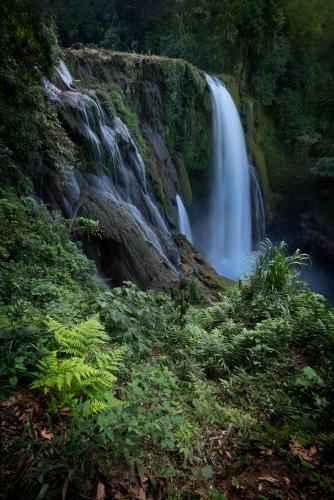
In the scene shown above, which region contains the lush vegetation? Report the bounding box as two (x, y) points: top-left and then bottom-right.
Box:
(53, 0), (334, 167)
(1, 1), (333, 498)
(1, 211), (333, 496)
(0, 1), (59, 169)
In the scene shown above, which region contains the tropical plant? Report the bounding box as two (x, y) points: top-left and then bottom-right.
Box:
(242, 238), (309, 297)
(31, 315), (124, 411)
(100, 282), (178, 353)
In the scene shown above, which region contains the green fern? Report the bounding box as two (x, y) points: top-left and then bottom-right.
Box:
(31, 315), (124, 411)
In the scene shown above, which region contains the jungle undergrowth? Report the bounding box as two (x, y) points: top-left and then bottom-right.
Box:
(1, 204), (333, 498)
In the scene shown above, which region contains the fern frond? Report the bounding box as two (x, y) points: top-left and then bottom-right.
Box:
(31, 315), (125, 411)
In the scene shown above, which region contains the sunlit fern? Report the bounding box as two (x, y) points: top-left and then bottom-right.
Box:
(31, 315), (124, 410)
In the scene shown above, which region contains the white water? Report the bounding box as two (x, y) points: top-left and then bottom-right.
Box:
(56, 60), (74, 88)
(205, 75), (252, 280)
(250, 165), (266, 244)
(176, 194), (193, 243)
(44, 61), (179, 271)
(46, 61), (265, 281)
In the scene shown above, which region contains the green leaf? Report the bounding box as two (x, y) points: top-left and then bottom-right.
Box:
(9, 376), (18, 386)
(208, 487), (226, 500)
(36, 483), (49, 500)
(201, 465), (213, 479)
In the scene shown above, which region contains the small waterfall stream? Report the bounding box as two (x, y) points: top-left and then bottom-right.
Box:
(250, 165), (266, 244)
(204, 75), (252, 280)
(176, 194), (193, 243)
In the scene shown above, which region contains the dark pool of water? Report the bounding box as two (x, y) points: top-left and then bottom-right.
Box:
(301, 262), (334, 305)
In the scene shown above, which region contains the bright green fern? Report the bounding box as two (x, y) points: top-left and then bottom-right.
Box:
(31, 315), (124, 411)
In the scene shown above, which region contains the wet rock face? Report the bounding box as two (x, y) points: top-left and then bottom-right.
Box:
(300, 212), (334, 268)
(39, 49), (224, 291)
(81, 192), (173, 289)
(140, 80), (165, 128)
(141, 121), (179, 226)
(38, 164), (175, 290)
(175, 234), (233, 300)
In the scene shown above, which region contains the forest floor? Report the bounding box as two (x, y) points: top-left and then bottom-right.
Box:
(1, 388), (333, 499)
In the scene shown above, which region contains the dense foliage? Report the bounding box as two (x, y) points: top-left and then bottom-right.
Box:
(0, 194), (100, 390)
(1, 1), (333, 497)
(1, 228), (333, 496)
(0, 0), (59, 170)
(52, 1), (334, 169)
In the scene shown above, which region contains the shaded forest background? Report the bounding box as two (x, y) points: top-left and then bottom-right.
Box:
(51, 0), (334, 161)
(2, 0), (334, 211)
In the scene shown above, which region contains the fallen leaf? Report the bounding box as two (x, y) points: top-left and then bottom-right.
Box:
(231, 477), (245, 490)
(96, 481), (106, 500)
(258, 475), (279, 484)
(19, 413), (30, 422)
(289, 437), (317, 463)
(138, 487), (146, 500)
(40, 428), (53, 441)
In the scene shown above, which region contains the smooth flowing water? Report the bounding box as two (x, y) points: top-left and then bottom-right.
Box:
(176, 194), (193, 243)
(250, 165), (266, 244)
(205, 75), (252, 280)
(45, 61), (266, 282)
(44, 61), (179, 270)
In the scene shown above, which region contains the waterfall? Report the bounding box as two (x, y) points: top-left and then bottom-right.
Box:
(205, 75), (252, 280)
(44, 61), (179, 271)
(56, 60), (74, 88)
(176, 194), (193, 243)
(250, 165), (266, 244)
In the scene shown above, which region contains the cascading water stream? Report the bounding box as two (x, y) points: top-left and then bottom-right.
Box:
(176, 194), (193, 243)
(44, 61), (179, 270)
(204, 75), (252, 280)
(56, 61), (74, 89)
(250, 165), (266, 245)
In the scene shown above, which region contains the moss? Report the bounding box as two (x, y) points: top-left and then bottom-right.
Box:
(146, 155), (166, 207)
(221, 73), (241, 110)
(255, 107), (289, 195)
(42, 105), (79, 173)
(244, 105), (272, 212)
(252, 145), (271, 208)
(174, 154), (192, 206)
(66, 47), (212, 202)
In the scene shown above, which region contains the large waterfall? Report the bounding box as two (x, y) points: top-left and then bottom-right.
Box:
(44, 60), (265, 285)
(204, 76), (252, 280)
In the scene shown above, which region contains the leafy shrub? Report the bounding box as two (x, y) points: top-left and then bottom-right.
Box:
(0, 301), (49, 392)
(0, 195), (103, 391)
(242, 238), (309, 298)
(0, 195), (100, 305)
(2, 229), (333, 497)
(75, 216), (103, 239)
(96, 361), (202, 466)
(100, 282), (178, 353)
(0, 0), (59, 164)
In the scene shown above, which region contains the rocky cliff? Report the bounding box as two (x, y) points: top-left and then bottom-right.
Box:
(35, 47), (230, 293)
